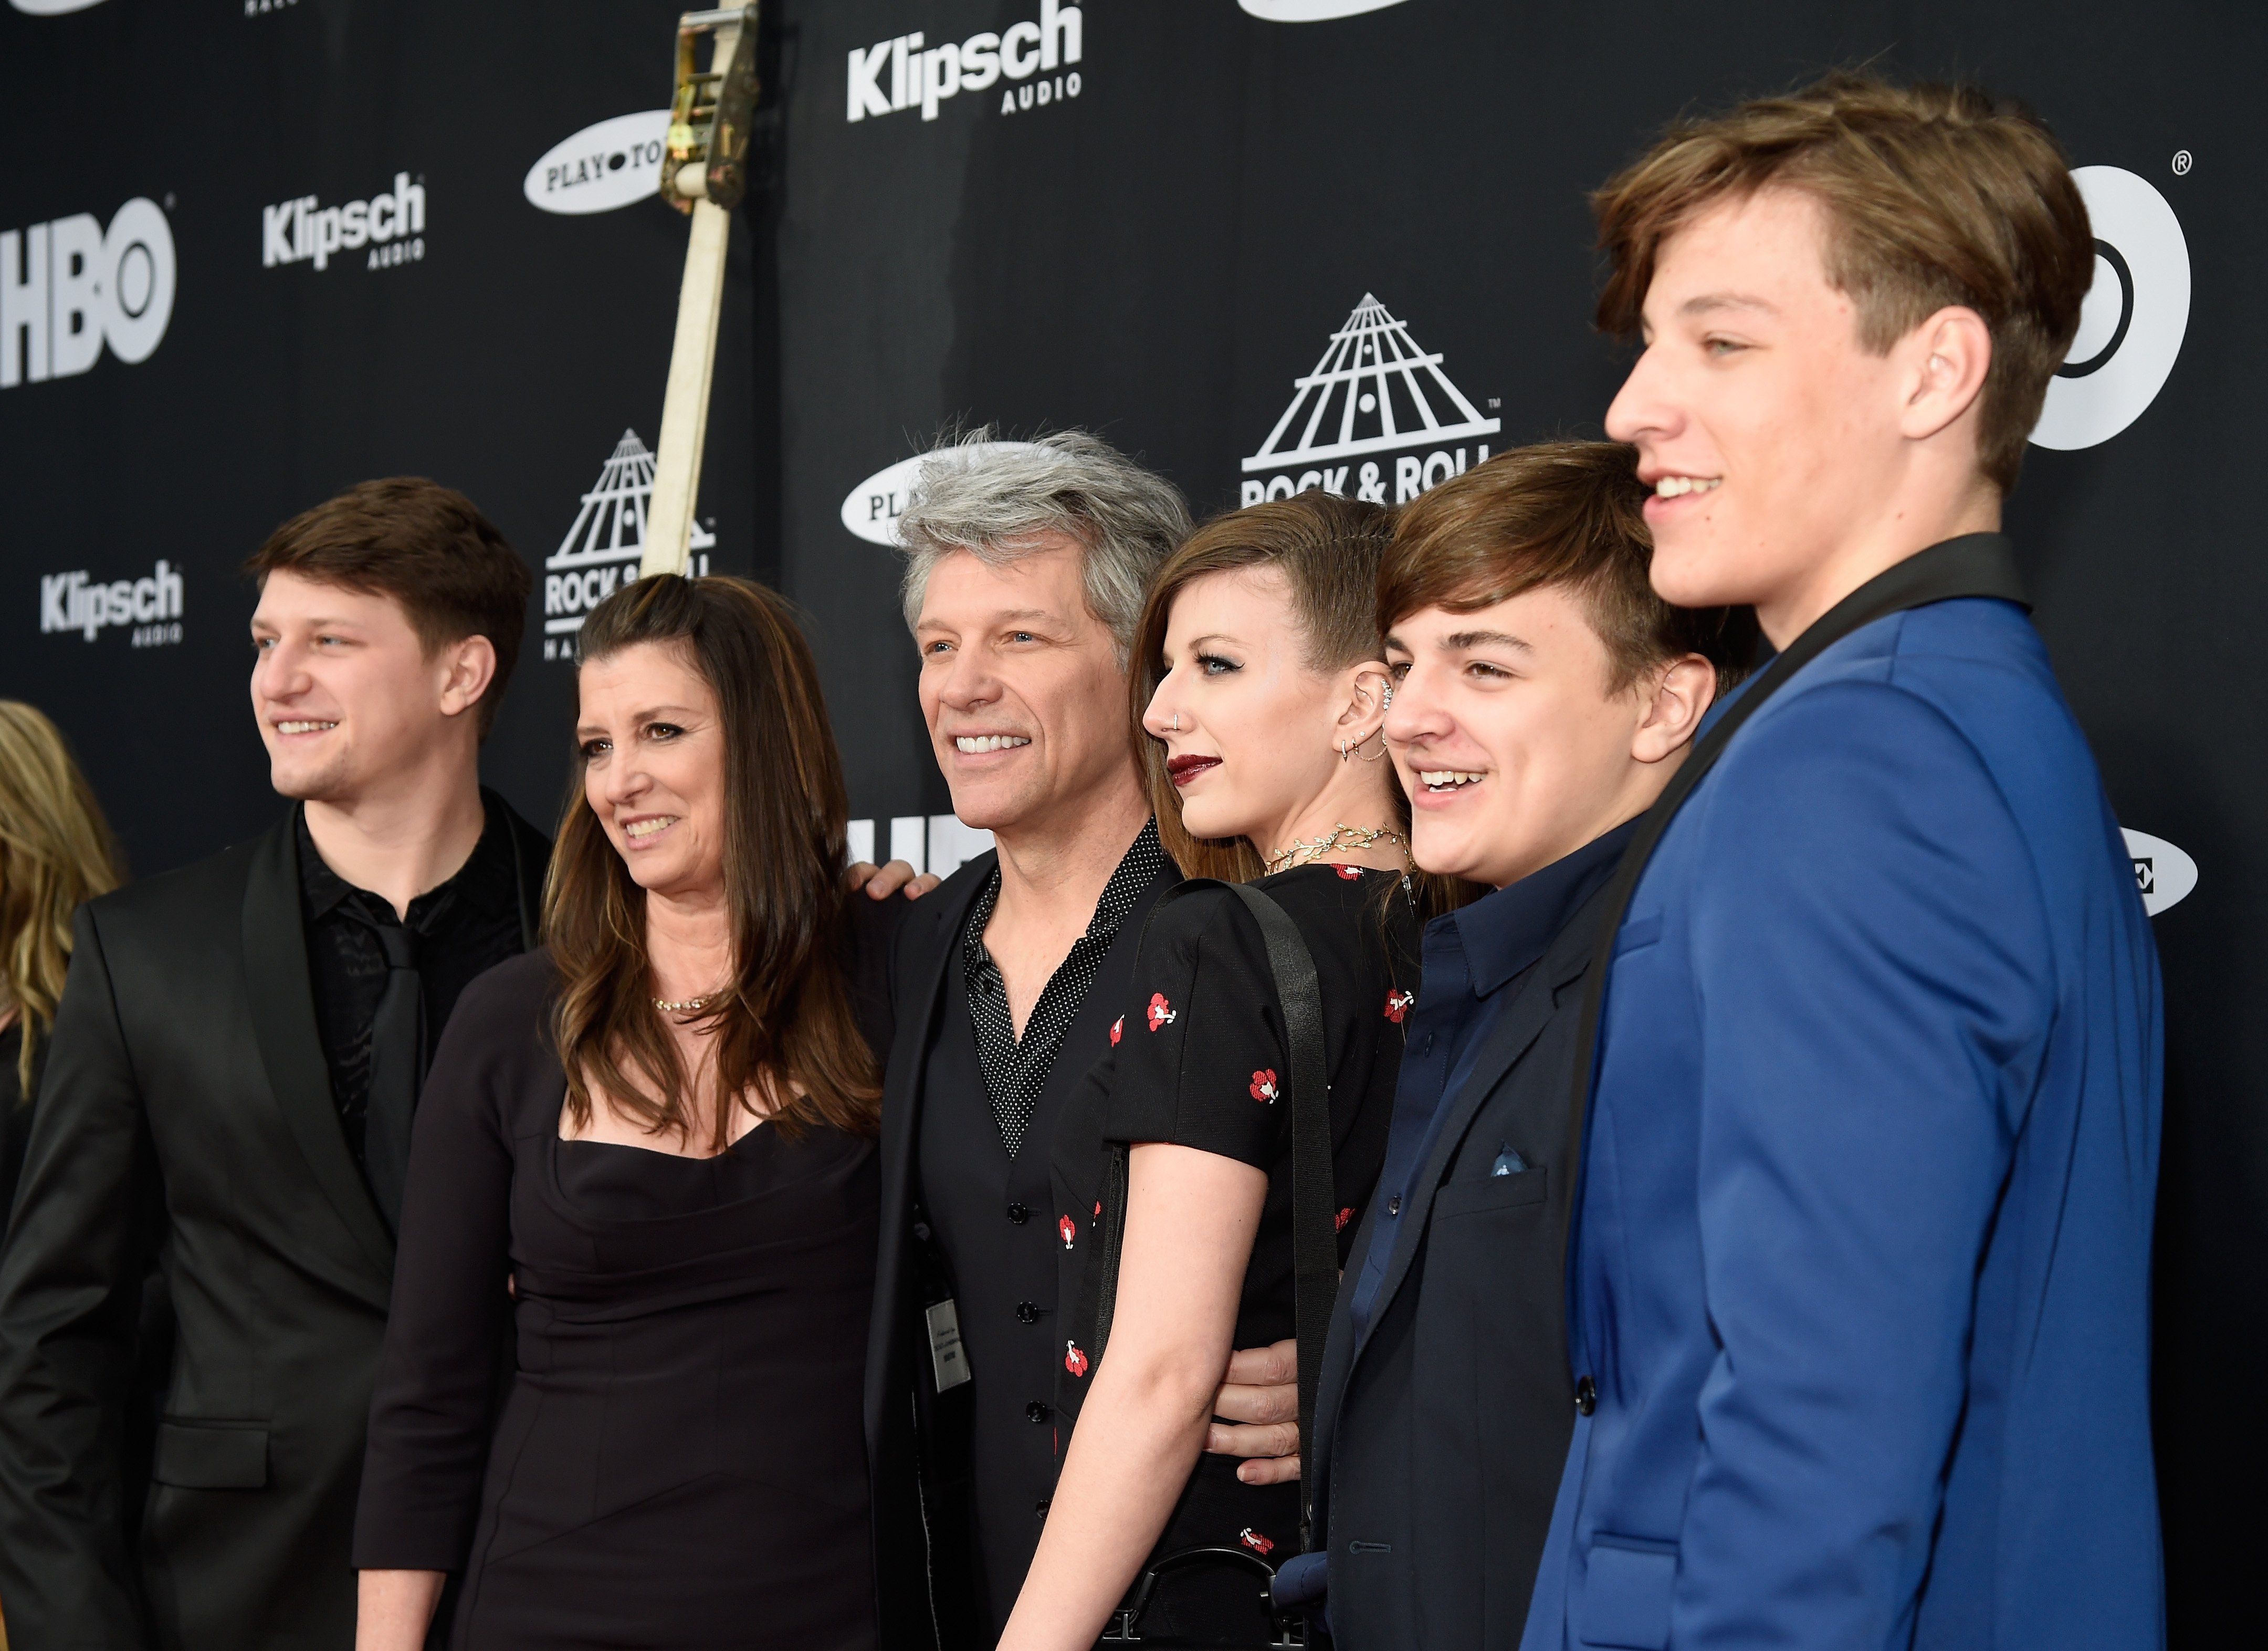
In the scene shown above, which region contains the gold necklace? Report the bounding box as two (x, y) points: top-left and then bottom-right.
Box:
(1264, 822), (1411, 876)
(652, 991), (721, 1014)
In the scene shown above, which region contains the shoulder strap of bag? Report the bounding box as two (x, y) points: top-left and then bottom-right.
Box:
(1086, 878), (1334, 1546)
(1559, 533), (2031, 1243)
(1220, 882), (1332, 1549)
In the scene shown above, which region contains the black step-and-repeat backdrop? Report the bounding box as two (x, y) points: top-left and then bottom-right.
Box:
(1, 0), (2257, 1636)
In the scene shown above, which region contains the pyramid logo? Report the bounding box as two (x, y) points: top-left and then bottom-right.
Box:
(540, 429), (713, 660)
(1241, 294), (1499, 507)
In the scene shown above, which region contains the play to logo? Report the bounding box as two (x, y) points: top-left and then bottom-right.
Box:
(262, 174), (427, 274)
(1238, 0), (1408, 19)
(2031, 166), (2190, 451)
(841, 443), (1040, 545)
(40, 560), (184, 647)
(1242, 294), (1499, 506)
(524, 113), (673, 215)
(543, 431), (714, 660)
(2, 198), (175, 390)
(2119, 828), (2196, 917)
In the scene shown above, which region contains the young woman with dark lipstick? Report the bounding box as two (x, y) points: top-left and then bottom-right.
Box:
(999, 494), (1434, 1649)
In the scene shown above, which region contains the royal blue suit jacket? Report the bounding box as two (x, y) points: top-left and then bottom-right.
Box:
(1522, 596), (2165, 1651)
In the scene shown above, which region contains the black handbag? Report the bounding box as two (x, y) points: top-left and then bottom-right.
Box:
(1085, 880), (1332, 1649)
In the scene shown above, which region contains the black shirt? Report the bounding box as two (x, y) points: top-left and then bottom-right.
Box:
(960, 819), (1168, 1157)
(1047, 861), (1420, 1631)
(296, 791), (531, 1171)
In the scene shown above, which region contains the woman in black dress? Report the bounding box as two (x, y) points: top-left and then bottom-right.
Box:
(1002, 496), (1441, 1649)
(353, 576), (899, 1651)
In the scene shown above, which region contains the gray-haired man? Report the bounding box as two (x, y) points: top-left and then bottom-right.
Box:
(864, 433), (1297, 1648)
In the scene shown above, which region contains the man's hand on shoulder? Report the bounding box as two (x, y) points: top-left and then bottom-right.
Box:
(1205, 1337), (1300, 1484)
(848, 860), (942, 901)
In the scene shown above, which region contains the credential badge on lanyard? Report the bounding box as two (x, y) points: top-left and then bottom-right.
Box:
(925, 1299), (972, 1391)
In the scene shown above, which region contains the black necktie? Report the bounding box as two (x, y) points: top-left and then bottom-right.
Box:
(361, 920), (425, 1235)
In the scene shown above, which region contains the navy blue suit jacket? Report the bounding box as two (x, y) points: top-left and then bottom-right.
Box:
(1522, 596), (2165, 1650)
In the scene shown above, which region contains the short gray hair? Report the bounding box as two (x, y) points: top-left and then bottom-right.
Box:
(897, 428), (1191, 665)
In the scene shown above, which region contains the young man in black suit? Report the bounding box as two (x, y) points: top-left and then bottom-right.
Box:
(0, 480), (551, 1651)
(1283, 443), (1751, 1648)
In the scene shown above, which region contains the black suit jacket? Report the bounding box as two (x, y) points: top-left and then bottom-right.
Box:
(1307, 879), (1612, 1651)
(864, 849), (1178, 1651)
(0, 806), (545, 1651)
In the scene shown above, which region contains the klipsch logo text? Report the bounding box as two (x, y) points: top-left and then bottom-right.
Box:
(262, 174), (427, 274)
(1241, 294), (1500, 506)
(848, 1), (1083, 123)
(542, 431), (714, 660)
(40, 560), (184, 648)
(524, 113), (672, 215)
(2031, 166), (2190, 451)
(2, 198), (176, 390)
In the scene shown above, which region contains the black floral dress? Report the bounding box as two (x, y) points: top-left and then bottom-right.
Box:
(1046, 862), (1420, 1644)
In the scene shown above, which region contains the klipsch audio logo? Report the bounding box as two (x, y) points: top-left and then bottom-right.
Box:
(1238, 1), (1408, 19)
(262, 174), (427, 275)
(40, 560), (183, 648)
(848, 1), (1083, 123)
(1241, 294), (1499, 506)
(2, 198), (175, 390)
(2120, 829), (2197, 917)
(2032, 166), (2190, 451)
(542, 431), (715, 660)
(524, 113), (672, 215)
(841, 443), (1038, 545)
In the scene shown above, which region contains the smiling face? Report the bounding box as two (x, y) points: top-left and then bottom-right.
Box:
(1605, 186), (1938, 641)
(249, 568), (489, 804)
(1140, 566), (1371, 848)
(576, 640), (729, 904)
(914, 537), (1136, 839)
(1383, 587), (1710, 887)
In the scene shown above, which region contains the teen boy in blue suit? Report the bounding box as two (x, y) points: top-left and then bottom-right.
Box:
(1521, 78), (2166, 1651)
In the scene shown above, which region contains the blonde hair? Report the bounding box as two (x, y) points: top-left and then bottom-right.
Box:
(0, 703), (121, 1092)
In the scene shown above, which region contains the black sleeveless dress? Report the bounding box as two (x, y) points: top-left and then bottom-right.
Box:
(354, 922), (895, 1651)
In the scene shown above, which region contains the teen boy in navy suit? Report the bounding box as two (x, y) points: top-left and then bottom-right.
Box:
(1522, 78), (2164, 1651)
(1289, 442), (1752, 1649)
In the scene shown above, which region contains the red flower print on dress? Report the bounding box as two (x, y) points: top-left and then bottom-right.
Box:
(1110, 1015), (1124, 1046)
(1239, 1527), (1276, 1556)
(1335, 1206), (1355, 1232)
(1249, 1069), (1280, 1104)
(1334, 864), (1363, 881)
(1059, 1214), (1077, 1249)
(1065, 1342), (1089, 1378)
(1146, 992), (1177, 1031)
(1384, 988), (1415, 1023)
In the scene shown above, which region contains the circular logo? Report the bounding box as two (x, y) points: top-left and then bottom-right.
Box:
(2119, 829), (2197, 917)
(100, 198), (175, 365)
(1238, 0), (1408, 18)
(840, 443), (1038, 546)
(523, 112), (673, 216)
(2030, 166), (2190, 451)
(9, 0), (111, 13)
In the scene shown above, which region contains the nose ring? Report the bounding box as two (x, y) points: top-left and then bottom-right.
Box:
(1168, 712), (1180, 732)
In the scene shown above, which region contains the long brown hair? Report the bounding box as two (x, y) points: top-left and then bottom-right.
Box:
(544, 576), (878, 1150)
(0, 702), (121, 1091)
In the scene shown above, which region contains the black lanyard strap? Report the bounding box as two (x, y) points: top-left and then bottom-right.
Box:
(1560, 532), (2031, 1241)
